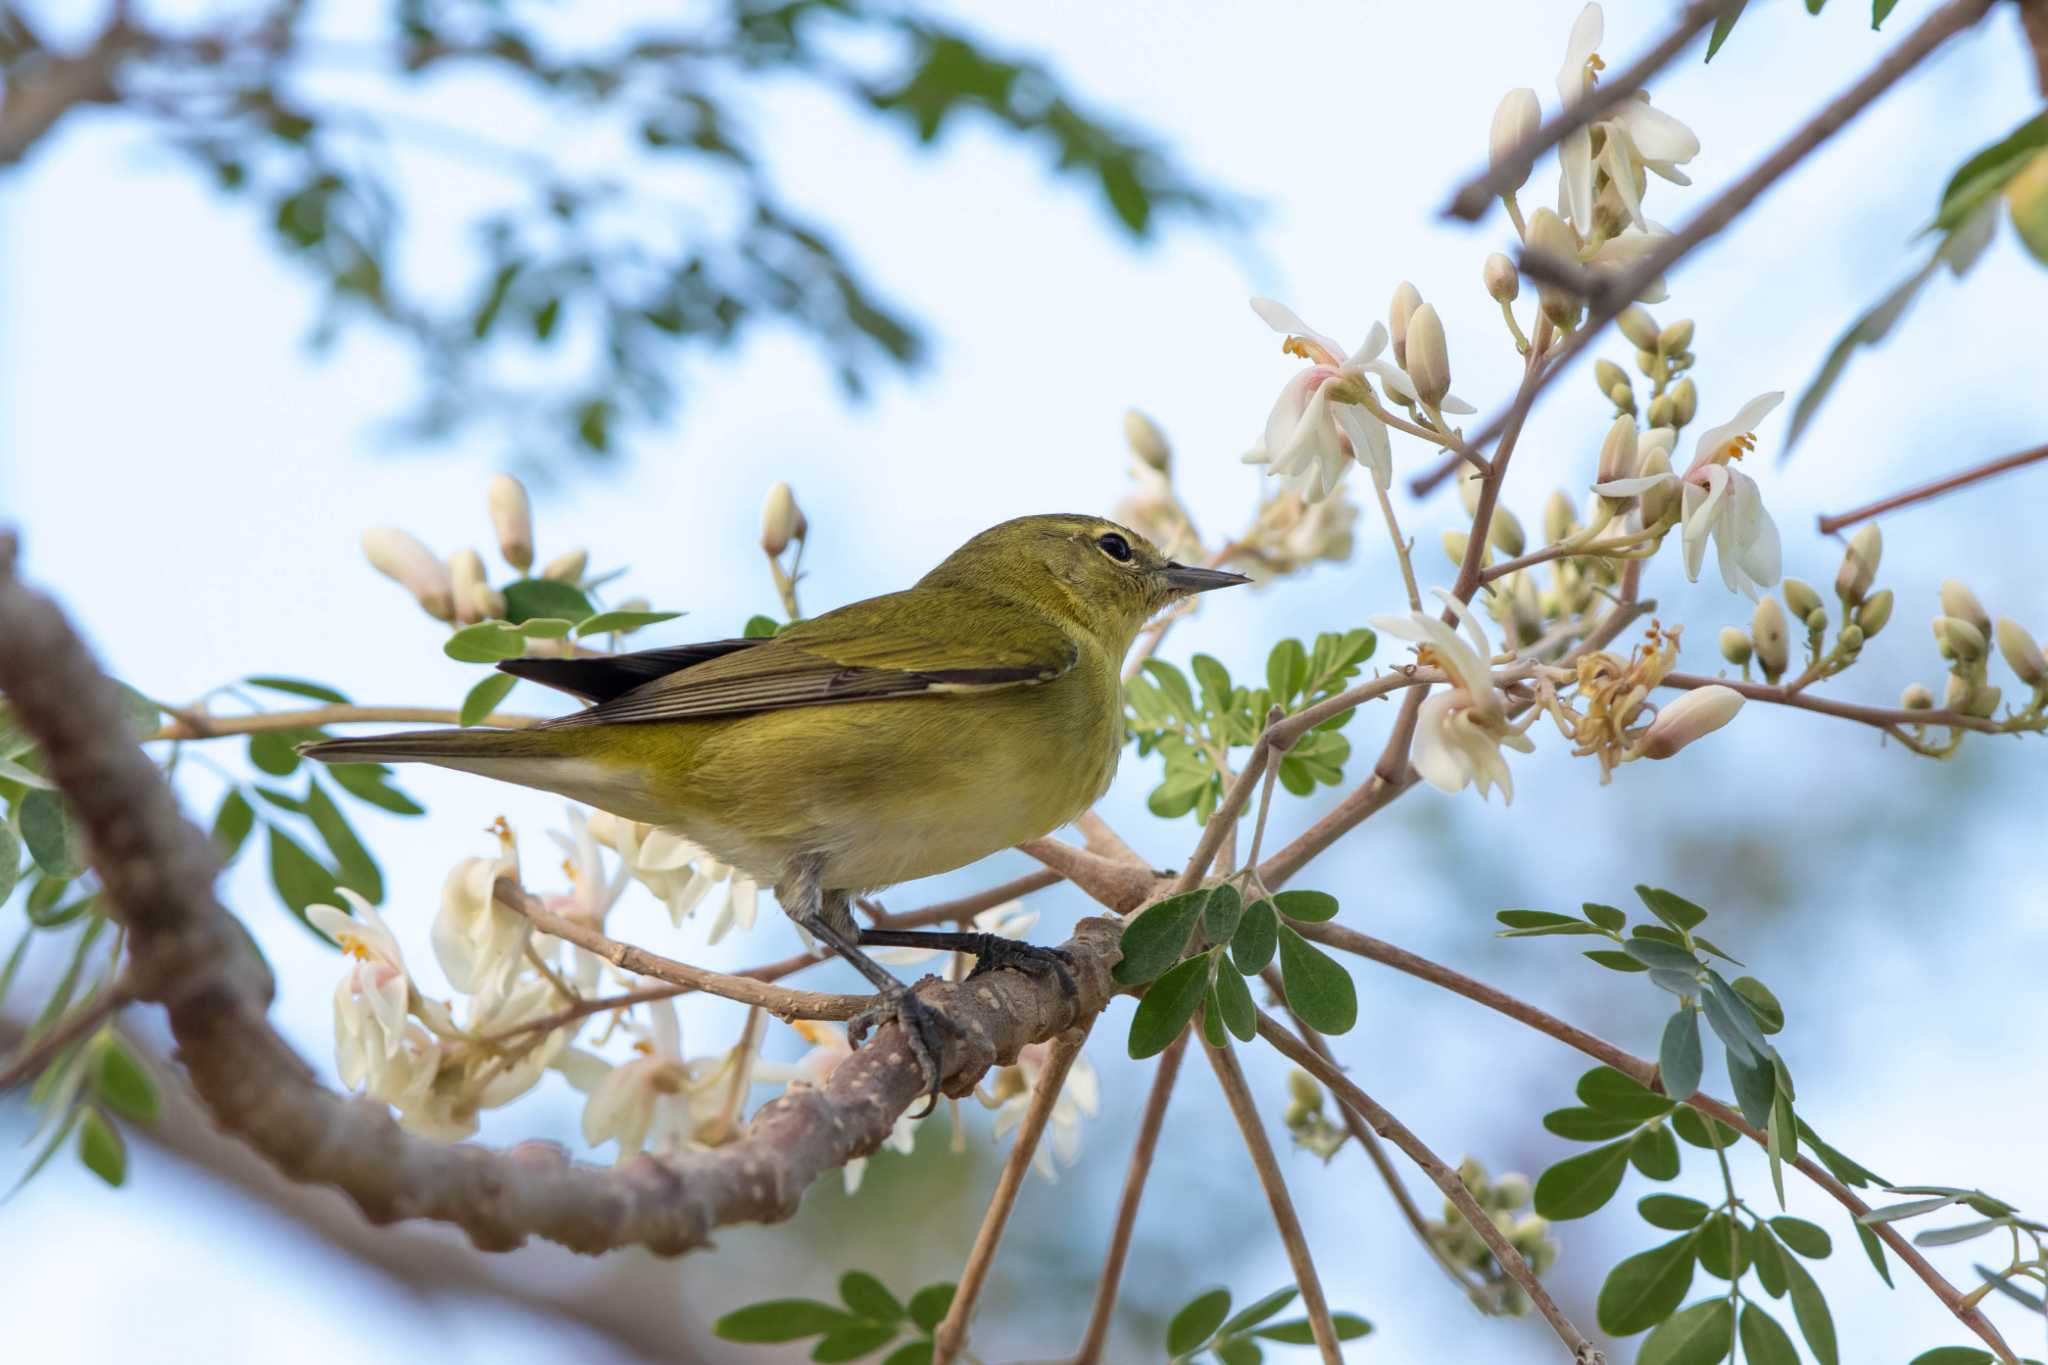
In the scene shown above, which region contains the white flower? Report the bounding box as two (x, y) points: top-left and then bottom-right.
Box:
(577, 997), (718, 1162)
(487, 473), (534, 571)
(1369, 591), (1535, 803)
(755, 1020), (920, 1193)
(308, 890), (421, 1097)
(1594, 392), (1784, 599)
(1555, 4), (1699, 237)
(1638, 685), (1745, 760)
(361, 527), (454, 621)
(986, 1041), (1100, 1182)
(870, 901), (1037, 967)
(432, 834), (529, 997)
(704, 868), (762, 946)
(583, 813), (725, 927)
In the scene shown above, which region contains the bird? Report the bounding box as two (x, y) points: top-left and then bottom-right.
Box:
(302, 513), (1249, 1107)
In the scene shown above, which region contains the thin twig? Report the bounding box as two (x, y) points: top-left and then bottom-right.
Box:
(1443, 0), (1735, 221)
(1257, 1014), (1604, 1363)
(1205, 1036), (1342, 1365)
(1661, 671), (2001, 735)
(1815, 441), (2048, 534)
(1371, 475), (1424, 612)
(152, 703), (542, 740)
(1171, 741), (1271, 894)
(933, 1025), (1091, 1365)
(480, 950), (830, 1043)
(1416, 0), (1998, 494)
(0, 982), (136, 1091)
(1294, 918), (2018, 1360)
(865, 869), (1065, 931)
(1073, 1029), (1189, 1365)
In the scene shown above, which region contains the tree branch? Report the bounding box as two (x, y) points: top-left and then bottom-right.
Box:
(1815, 440), (2048, 535)
(0, 538), (1119, 1257)
(1661, 671), (2002, 736)
(153, 704), (543, 740)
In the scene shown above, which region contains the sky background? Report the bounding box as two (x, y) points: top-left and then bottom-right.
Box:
(3, 0), (2046, 1361)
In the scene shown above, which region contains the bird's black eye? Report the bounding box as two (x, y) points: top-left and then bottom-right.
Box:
(1095, 532), (1133, 563)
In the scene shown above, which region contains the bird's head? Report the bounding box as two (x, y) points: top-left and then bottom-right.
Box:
(922, 514), (1250, 651)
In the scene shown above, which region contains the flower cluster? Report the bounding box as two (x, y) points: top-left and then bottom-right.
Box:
(1428, 1157), (1561, 1318)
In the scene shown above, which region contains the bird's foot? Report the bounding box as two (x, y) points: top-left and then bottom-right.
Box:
(964, 935), (1077, 999)
(848, 982), (959, 1118)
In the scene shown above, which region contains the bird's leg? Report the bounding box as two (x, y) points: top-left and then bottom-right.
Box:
(782, 857), (955, 1116)
(856, 928), (1076, 999)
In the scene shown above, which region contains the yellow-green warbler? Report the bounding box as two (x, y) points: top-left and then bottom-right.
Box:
(304, 514), (1247, 1105)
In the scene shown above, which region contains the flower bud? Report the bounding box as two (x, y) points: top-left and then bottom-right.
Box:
(1526, 210), (1583, 329)
(1965, 684), (2002, 719)
(1804, 607), (1828, 634)
(1901, 682), (1935, 710)
(1441, 530), (1472, 566)
(1457, 464), (1485, 517)
(1483, 252), (1520, 303)
(1657, 320), (1694, 354)
(1617, 305), (1661, 351)
(486, 474), (534, 572)
(1645, 394), (1675, 428)
(1635, 348), (1660, 377)
(1389, 281), (1423, 367)
(1933, 615), (1986, 663)
(448, 548), (496, 625)
(541, 547), (587, 583)
(1995, 618), (2048, 687)
(1543, 490), (1576, 545)
(1782, 578), (1823, 626)
(1637, 447), (1677, 527)
(1489, 89), (1541, 192)
(1668, 378), (1698, 427)
(1719, 627), (1752, 667)
(1835, 525), (1881, 605)
(1594, 360), (1630, 402)
(1857, 588), (1894, 638)
(1489, 507), (1526, 558)
(1287, 1068), (1325, 1112)
(1405, 303), (1451, 407)
(760, 482), (804, 557)
(1640, 684), (1744, 759)
(1596, 415), (1638, 484)
(1510, 572), (1543, 644)
(1752, 596), (1789, 680)
(1938, 579), (1990, 636)
(1609, 383), (1636, 415)
(1838, 623), (1864, 655)
(362, 528), (454, 621)
(1944, 673), (1971, 712)
(1123, 409), (1172, 472)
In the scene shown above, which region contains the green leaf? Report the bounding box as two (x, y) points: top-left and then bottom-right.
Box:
(0, 818), (20, 905)
(1534, 1139), (1632, 1220)
(246, 676), (349, 705)
(743, 614), (784, 639)
(1204, 883), (1244, 945)
(1128, 956), (1210, 1059)
(1861, 1195), (1960, 1225)
(1871, 0), (1901, 26)
(1275, 925), (1355, 1035)
(1784, 1252), (1839, 1365)
(1582, 901), (1627, 932)
(839, 1271), (903, 1322)
(1730, 976), (1785, 1034)
(1631, 1125), (1681, 1180)
(1142, 659), (1198, 723)
(1266, 638), (1309, 701)
(461, 672), (518, 727)
(1671, 1106), (1740, 1150)
(1723, 1043), (1776, 1130)
(1704, 0), (1750, 61)
(1754, 1224), (1789, 1298)
(1798, 1121), (1886, 1188)
(714, 1300), (857, 1343)
(881, 1345), (933, 1365)
(1770, 1217), (1832, 1259)
(77, 1107), (127, 1187)
(1219, 1288), (1297, 1336)
(327, 764), (425, 817)
(305, 780), (381, 904)
(1200, 986), (1228, 1049)
(1113, 890), (1210, 986)
(1739, 1303), (1800, 1365)
(1856, 1221), (1893, 1286)
(247, 731), (306, 777)
(19, 789), (81, 879)
(502, 577), (595, 625)
(1636, 885), (1709, 931)
(576, 609), (683, 637)
(1167, 1287), (1232, 1356)
(1705, 972), (1771, 1057)
(210, 789), (256, 864)
(1640, 1195), (1712, 1230)
(1213, 1338), (1262, 1365)
(1659, 1008), (1704, 1101)
(1697, 1213), (1751, 1280)
(1251, 1314), (1370, 1344)
(517, 617), (577, 640)
(1577, 1066), (1676, 1119)
(1231, 900), (1278, 975)
(1702, 991), (1759, 1068)
(1585, 948), (1649, 973)
(1638, 1298), (1733, 1365)
(1495, 908), (1592, 933)
(1596, 1233), (1699, 1335)
(813, 1323), (898, 1362)
(1907, 1351), (1996, 1365)
(267, 827), (340, 942)
(1212, 961), (1258, 1042)
(1624, 937), (1702, 974)
(92, 1038), (158, 1123)
(1191, 654), (1232, 713)
(1544, 1106), (1641, 1142)
(1914, 1219), (2002, 1248)
(906, 1284), (954, 1333)
(444, 622), (529, 664)
(1271, 890), (1338, 923)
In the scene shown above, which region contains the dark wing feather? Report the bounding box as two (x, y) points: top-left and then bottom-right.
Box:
(498, 638), (766, 703)
(534, 590), (1076, 729)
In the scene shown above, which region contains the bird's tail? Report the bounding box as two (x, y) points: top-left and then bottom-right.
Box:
(301, 726), (664, 821)
(298, 727), (561, 768)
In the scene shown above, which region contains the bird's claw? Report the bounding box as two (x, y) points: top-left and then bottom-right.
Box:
(965, 937), (1077, 999)
(848, 982), (957, 1119)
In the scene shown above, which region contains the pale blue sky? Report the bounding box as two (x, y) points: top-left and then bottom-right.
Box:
(4, 1), (2046, 1361)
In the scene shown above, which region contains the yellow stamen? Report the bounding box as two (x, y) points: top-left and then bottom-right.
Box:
(1724, 432), (1756, 462)
(1586, 53), (1606, 82)
(340, 934), (372, 962)
(1281, 336), (1315, 362)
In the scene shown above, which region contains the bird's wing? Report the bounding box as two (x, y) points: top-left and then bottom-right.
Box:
(534, 590), (1077, 729)
(497, 638), (767, 704)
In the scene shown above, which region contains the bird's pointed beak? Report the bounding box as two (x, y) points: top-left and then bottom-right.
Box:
(1159, 562), (1252, 594)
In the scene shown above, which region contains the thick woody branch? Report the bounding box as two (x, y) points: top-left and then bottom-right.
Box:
(1018, 836), (1158, 915)
(0, 538), (1119, 1257)
(0, 16), (135, 164)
